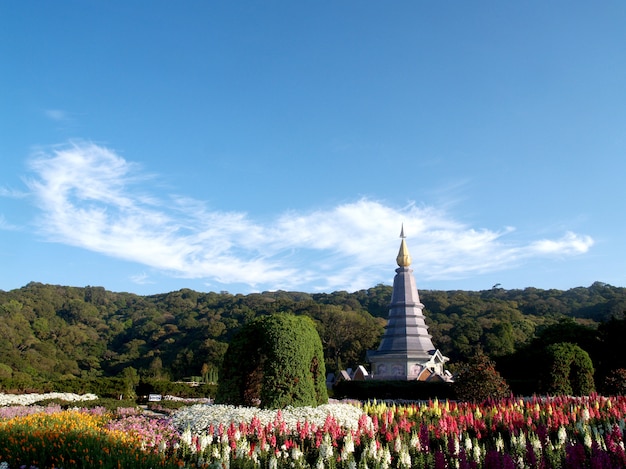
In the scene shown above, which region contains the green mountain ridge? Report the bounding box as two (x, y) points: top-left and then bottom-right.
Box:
(1, 281), (625, 393)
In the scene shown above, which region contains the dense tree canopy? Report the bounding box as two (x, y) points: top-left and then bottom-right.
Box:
(0, 281), (625, 395)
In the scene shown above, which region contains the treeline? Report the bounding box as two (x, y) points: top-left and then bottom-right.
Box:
(0, 281), (625, 394)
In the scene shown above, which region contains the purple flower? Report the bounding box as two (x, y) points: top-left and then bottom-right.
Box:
(565, 443), (587, 469)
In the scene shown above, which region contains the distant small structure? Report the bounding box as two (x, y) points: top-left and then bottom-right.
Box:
(366, 227), (452, 382)
(352, 365), (369, 381)
(327, 365), (370, 388)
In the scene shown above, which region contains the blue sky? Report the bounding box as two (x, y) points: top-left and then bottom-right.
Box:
(1, 1), (625, 295)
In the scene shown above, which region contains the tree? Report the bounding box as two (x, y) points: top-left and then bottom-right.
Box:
(122, 366), (139, 400)
(484, 322), (515, 357)
(450, 318), (483, 359)
(542, 342), (595, 396)
(0, 363), (12, 379)
(216, 313), (328, 408)
(602, 368), (626, 395)
(310, 305), (384, 373)
(147, 357), (165, 380)
(453, 351), (510, 402)
(534, 318), (597, 352)
(597, 318), (626, 379)
(201, 362), (219, 384)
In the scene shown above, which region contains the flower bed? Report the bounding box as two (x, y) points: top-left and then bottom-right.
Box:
(169, 395), (626, 468)
(0, 409), (182, 469)
(0, 392), (98, 406)
(171, 403), (368, 435)
(1, 395), (626, 468)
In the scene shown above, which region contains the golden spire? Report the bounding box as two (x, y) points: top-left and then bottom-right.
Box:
(396, 224), (412, 267)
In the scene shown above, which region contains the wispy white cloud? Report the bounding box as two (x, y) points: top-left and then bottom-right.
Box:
(44, 109), (69, 122)
(0, 214), (19, 231)
(529, 232), (594, 256)
(0, 186), (29, 199)
(23, 141), (594, 292)
(0, 188), (27, 231)
(130, 272), (154, 285)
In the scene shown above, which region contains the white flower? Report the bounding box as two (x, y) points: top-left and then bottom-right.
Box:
(394, 436), (402, 453)
(367, 438), (378, 460)
(341, 433), (355, 461)
(399, 447), (412, 468)
(171, 403), (368, 436)
(344, 433), (355, 454)
(512, 432), (526, 450)
(221, 445), (231, 469)
(181, 427), (192, 448)
(319, 434), (334, 461)
(0, 392), (98, 406)
(472, 443), (481, 463)
(531, 436), (542, 454)
(495, 434), (504, 452)
(454, 436), (460, 455)
(236, 439), (250, 459)
(381, 446), (392, 469)
(291, 446), (304, 461)
(199, 432), (212, 451)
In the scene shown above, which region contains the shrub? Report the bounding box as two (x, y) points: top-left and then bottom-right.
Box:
(542, 342), (595, 395)
(146, 400), (189, 414)
(603, 368), (626, 395)
(54, 377), (126, 397)
(138, 378), (217, 399)
(216, 313), (328, 408)
(333, 379), (455, 401)
(453, 352), (510, 402)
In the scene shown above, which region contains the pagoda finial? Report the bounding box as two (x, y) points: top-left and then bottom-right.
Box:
(396, 224), (412, 267)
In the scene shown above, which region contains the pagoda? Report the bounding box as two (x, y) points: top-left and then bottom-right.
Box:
(367, 227), (452, 381)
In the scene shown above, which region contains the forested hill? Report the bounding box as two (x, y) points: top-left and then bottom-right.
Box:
(1, 281), (625, 387)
